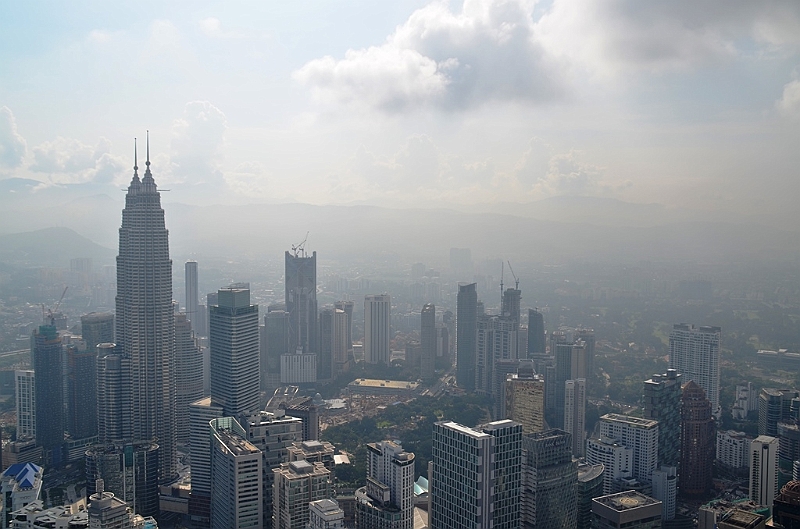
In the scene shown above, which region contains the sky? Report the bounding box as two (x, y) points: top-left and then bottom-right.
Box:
(1, 0), (799, 215)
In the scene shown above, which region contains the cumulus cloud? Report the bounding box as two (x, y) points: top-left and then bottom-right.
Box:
(514, 139), (617, 196)
(0, 106), (27, 168)
(29, 136), (126, 184)
(537, 0), (800, 77)
(294, 0), (564, 112)
(777, 79), (800, 118)
(170, 101), (227, 185)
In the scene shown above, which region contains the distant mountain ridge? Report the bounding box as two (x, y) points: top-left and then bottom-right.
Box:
(0, 227), (115, 267)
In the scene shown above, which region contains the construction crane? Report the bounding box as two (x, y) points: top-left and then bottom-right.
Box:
(41, 286), (68, 325)
(507, 261), (519, 290)
(291, 232), (310, 258)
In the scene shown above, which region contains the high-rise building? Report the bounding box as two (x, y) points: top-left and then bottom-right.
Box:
(334, 300), (354, 354)
(115, 144), (177, 482)
(598, 414), (658, 486)
(586, 437), (633, 495)
(591, 491), (662, 529)
(758, 388), (799, 437)
(778, 420), (800, 490)
(355, 441), (415, 529)
(456, 283), (478, 392)
(210, 417), (263, 529)
(364, 294), (391, 365)
(564, 378), (587, 457)
(175, 313), (203, 444)
(31, 325), (64, 455)
(66, 342), (97, 439)
(241, 410), (304, 528)
(680, 381), (715, 498)
(95, 343), (130, 444)
(186, 261), (199, 327)
(520, 429), (578, 529)
(553, 341), (586, 429)
(285, 249), (317, 357)
(273, 460), (331, 529)
(669, 324), (721, 412)
(577, 462), (604, 529)
(15, 370), (35, 440)
(287, 440), (335, 470)
(643, 370), (682, 467)
(80, 312), (114, 353)
(475, 315), (518, 396)
(87, 479), (134, 529)
(504, 363), (545, 434)
(651, 465), (677, 520)
(263, 306), (290, 390)
(502, 287), (521, 325)
(85, 441), (160, 518)
(430, 419), (522, 529)
(420, 304), (436, 382)
(750, 435), (779, 506)
(210, 285), (260, 417)
(308, 499), (345, 529)
(717, 430), (751, 470)
(188, 397), (223, 525)
(772, 480), (800, 529)
(527, 309), (545, 358)
(318, 308), (334, 381)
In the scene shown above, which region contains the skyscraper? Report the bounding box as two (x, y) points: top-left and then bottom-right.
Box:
(175, 313), (204, 444)
(564, 378), (587, 457)
(520, 429), (578, 529)
(285, 249), (317, 356)
(15, 370), (35, 440)
(430, 419), (522, 529)
(680, 381), (714, 498)
(263, 305), (290, 390)
(750, 435), (779, 506)
(67, 342), (97, 439)
(504, 363), (545, 435)
(210, 417), (263, 529)
(456, 283), (477, 392)
(527, 309), (545, 358)
(364, 294), (391, 365)
(95, 343), (130, 443)
(598, 414), (658, 486)
(669, 324), (721, 412)
(115, 140), (177, 482)
(420, 304), (436, 382)
(31, 325), (63, 455)
(553, 341), (586, 429)
(355, 441), (415, 529)
(273, 460), (331, 529)
(643, 370), (682, 467)
(185, 261), (199, 328)
(80, 312), (114, 353)
(210, 285), (260, 417)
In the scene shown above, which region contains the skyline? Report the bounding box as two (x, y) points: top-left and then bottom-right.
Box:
(1, 1), (799, 221)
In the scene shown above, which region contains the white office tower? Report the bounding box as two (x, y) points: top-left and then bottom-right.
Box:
(356, 441), (415, 529)
(308, 499), (345, 529)
(750, 435), (779, 506)
(188, 397), (224, 521)
(651, 466), (677, 520)
(586, 437), (634, 495)
(210, 285), (260, 416)
(87, 479), (133, 529)
(717, 430), (751, 470)
(332, 308), (349, 376)
(364, 294), (391, 365)
(430, 419), (522, 529)
(14, 370), (35, 440)
(669, 324), (721, 412)
(273, 460), (332, 529)
(280, 352), (317, 384)
(210, 417), (263, 529)
(598, 414), (659, 486)
(564, 379), (586, 457)
(242, 410), (304, 529)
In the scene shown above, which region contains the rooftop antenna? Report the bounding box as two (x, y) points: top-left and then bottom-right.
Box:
(133, 137), (138, 176)
(291, 232), (309, 258)
(146, 130), (150, 169)
(500, 261), (505, 313)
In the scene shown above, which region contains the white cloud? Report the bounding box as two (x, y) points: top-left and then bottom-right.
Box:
(0, 106), (27, 168)
(536, 0), (800, 78)
(777, 79), (800, 118)
(198, 17), (222, 37)
(28, 136), (126, 184)
(170, 101), (227, 186)
(294, 0), (564, 112)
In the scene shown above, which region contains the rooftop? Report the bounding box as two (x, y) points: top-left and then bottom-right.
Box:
(348, 379), (419, 389)
(594, 491), (661, 512)
(601, 414), (659, 428)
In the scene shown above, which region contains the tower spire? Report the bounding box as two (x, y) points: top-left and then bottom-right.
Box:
(134, 138), (138, 174)
(145, 130), (151, 171)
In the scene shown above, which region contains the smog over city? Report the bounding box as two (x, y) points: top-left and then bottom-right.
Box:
(1, 2), (800, 529)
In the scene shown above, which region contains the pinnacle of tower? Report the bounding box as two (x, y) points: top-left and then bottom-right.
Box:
(130, 137), (141, 185)
(141, 130), (158, 191)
